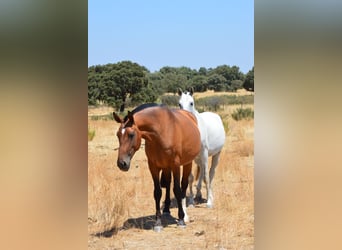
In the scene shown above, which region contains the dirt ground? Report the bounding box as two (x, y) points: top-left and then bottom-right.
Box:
(88, 95), (254, 249)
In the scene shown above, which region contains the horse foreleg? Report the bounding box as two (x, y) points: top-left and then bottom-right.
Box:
(207, 152), (221, 208)
(172, 166), (186, 227)
(195, 163), (204, 202)
(149, 166), (163, 231)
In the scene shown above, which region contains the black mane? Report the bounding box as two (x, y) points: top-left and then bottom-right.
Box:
(123, 103), (165, 124)
(131, 103), (163, 115)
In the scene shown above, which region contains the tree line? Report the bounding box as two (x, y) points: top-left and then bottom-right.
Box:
(88, 60), (254, 111)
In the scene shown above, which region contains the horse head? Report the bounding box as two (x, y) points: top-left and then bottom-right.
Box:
(178, 87), (195, 112)
(113, 111), (142, 171)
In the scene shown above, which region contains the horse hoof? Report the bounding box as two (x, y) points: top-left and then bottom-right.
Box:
(184, 215), (190, 223)
(177, 220), (186, 228)
(206, 203), (213, 208)
(194, 196), (202, 203)
(153, 225), (163, 232)
(188, 197), (194, 205)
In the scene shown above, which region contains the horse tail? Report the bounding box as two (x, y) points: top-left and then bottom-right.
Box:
(160, 169), (171, 188)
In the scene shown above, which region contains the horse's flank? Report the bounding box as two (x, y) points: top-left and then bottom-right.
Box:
(133, 105), (200, 168)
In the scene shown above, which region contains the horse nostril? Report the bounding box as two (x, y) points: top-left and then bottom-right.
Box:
(117, 159), (129, 171)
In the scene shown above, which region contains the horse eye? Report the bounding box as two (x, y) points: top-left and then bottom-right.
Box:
(190, 102), (193, 106)
(128, 132), (134, 139)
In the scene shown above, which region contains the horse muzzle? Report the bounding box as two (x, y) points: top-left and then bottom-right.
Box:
(117, 158), (130, 171)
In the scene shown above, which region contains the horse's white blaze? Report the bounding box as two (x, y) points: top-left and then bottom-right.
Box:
(179, 91), (226, 208)
(121, 128), (126, 135)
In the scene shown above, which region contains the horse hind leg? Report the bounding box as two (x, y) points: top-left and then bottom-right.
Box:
(172, 164), (190, 227)
(196, 151), (208, 204)
(160, 169), (171, 214)
(207, 152), (221, 208)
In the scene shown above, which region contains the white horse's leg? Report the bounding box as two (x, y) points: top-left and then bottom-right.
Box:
(196, 149), (208, 204)
(207, 151), (221, 208)
(188, 172), (194, 206)
(195, 161), (204, 201)
(202, 152), (211, 208)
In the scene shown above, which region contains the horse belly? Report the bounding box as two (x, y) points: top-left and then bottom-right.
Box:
(179, 132), (201, 165)
(145, 146), (175, 168)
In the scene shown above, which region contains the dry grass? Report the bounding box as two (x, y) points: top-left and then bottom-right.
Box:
(88, 92), (254, 249)
(88, 155), (128, 235)
(193, 89), (254, 98)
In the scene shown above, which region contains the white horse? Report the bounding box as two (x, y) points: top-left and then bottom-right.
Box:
(178, 88), (226, 208)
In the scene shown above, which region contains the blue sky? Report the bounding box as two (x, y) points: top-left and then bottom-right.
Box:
(88, 0), (254, 73)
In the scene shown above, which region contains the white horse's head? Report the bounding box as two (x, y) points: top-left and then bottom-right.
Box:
(178, 88), (196, 112)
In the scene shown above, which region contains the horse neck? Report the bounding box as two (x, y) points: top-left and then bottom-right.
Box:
(190, 107), (201, 120)
(133, 109), (164, 141)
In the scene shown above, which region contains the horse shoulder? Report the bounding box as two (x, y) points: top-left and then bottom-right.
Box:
(176, 109), (197, 124)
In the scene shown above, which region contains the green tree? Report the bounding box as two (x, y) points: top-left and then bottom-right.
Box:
(243, 67), (254, 92)
(207, 73), (227, 91)
(189, 75), (208, 92)
(210, 65), (245, 91)
(88, 61), (152, 111)
(229, 80), (243, 92)
(198, 67), (208, 76)
(110, 61), (149, 111)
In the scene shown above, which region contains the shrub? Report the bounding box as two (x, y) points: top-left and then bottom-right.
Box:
(88, 127), (96, 141)
(232, 107), (254, 121)
(160, 95), (179, 107)
(90, 113), (114, 121)
(196, 95), (254, 111)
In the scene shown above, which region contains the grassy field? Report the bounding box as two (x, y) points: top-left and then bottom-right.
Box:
(88, 91), (254, 249)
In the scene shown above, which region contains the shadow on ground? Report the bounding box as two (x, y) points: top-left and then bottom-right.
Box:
(123, 213), (178, 230)
(92, 213), (178, 238)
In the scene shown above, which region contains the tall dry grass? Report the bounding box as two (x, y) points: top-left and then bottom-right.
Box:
(88, 155), (130, 235)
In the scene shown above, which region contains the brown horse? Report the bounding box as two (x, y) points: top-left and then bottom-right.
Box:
(113, 103), (201, 230)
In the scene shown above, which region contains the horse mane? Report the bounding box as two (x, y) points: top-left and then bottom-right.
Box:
(131, 103), (164, 115)
(123, 103), (165, 124)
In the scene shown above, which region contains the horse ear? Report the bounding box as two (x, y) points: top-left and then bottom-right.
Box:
(113, 112), (122, 123)
(190, 87), (194, 96)
(126, 111), (135, 126)
(178, 88), (183, 96)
